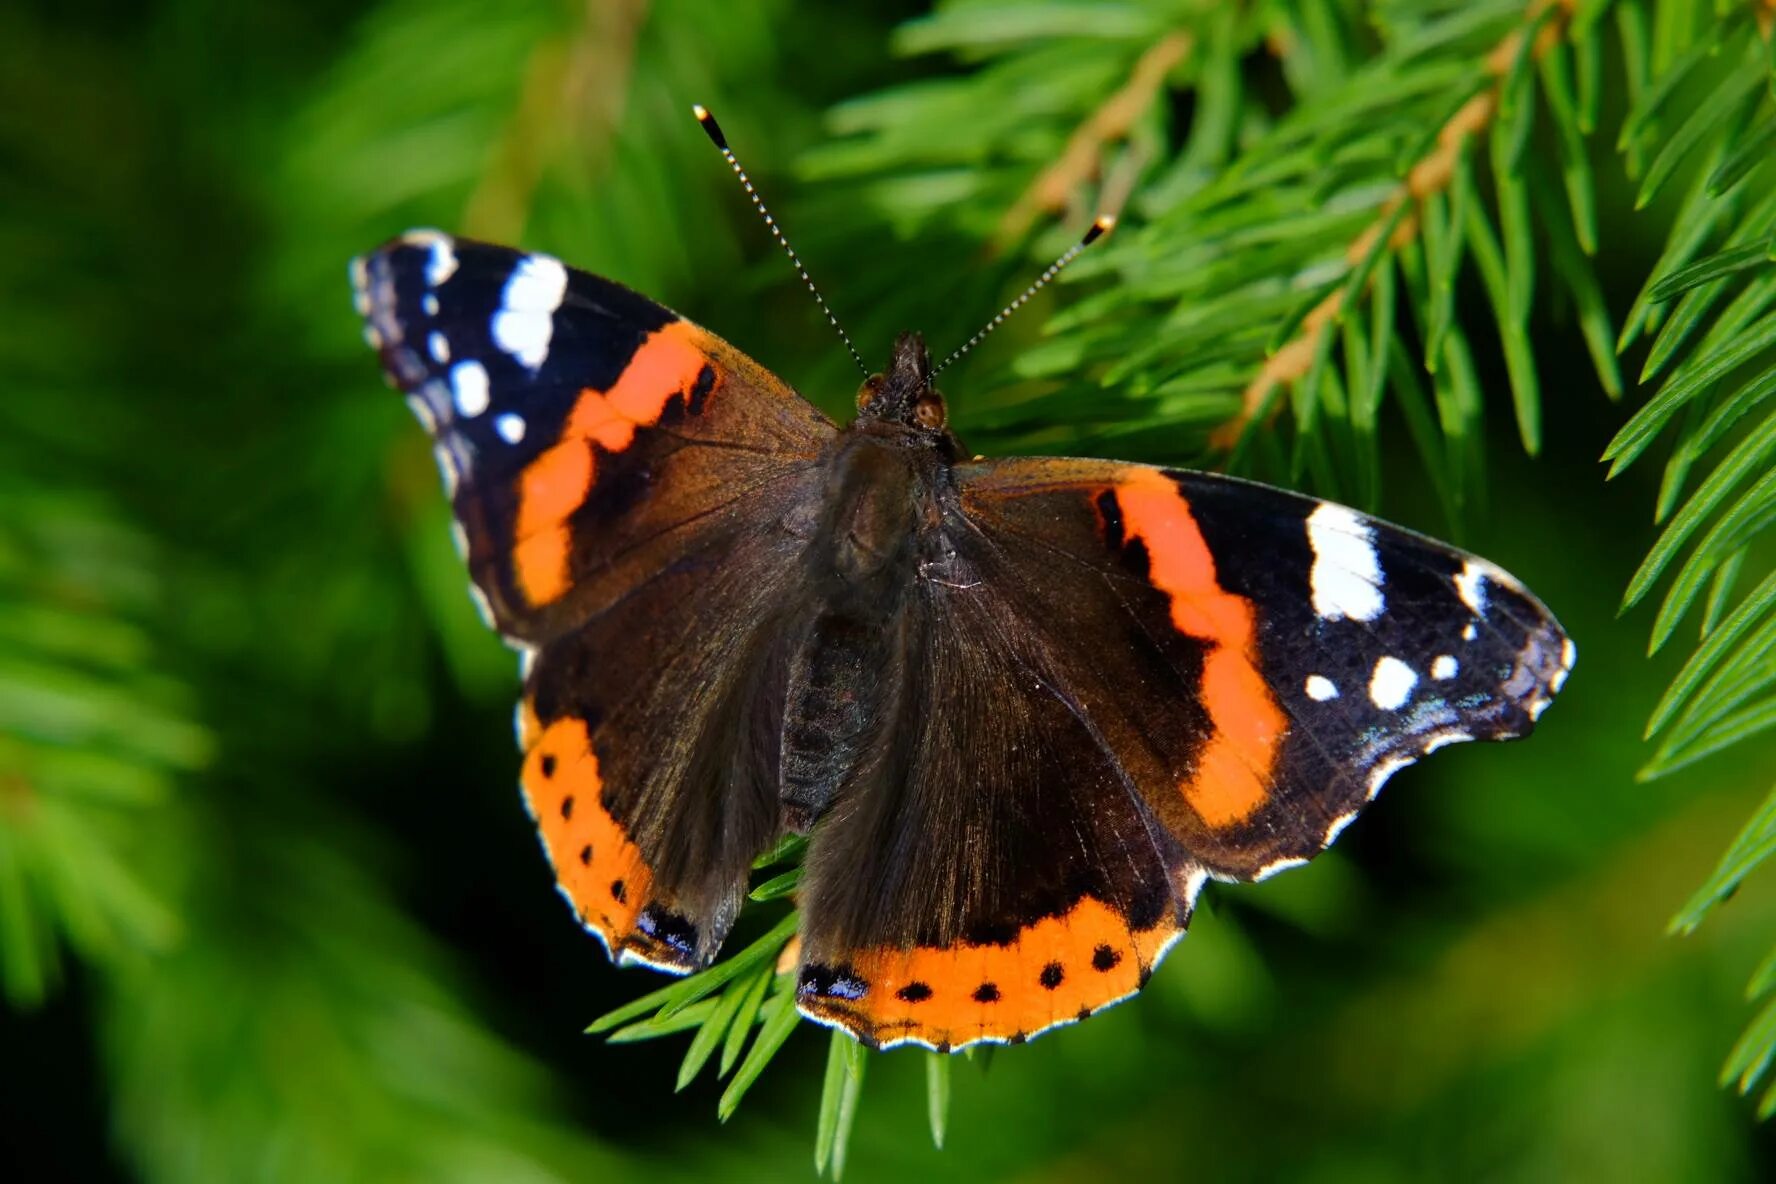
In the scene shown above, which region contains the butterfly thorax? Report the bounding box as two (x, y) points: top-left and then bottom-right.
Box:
(779, 440), (921, 829)
(778, 341), (966, 832)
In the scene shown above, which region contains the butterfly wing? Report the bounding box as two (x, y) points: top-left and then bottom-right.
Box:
(794, 457), (1571, 1049)
(354, 232), (835, 971)
(792, 561), (1197, 1051)
(513, 532), (801, 973)
(355, 230), (835, 643)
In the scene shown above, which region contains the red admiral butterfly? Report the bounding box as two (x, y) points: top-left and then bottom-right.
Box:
(352, 107), (1572, 1051)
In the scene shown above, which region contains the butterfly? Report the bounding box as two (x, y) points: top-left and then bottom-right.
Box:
(351, 110), (1572, 1053)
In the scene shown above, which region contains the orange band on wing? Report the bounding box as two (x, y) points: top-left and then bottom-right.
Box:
(521, 716), (653, 944)
(799, 897), (1178, 1050)
(582, 320), (713, 441)
(513, 441), (594, 604)
(1116, 468), (1286, 827)
(510, 320), (722, 606)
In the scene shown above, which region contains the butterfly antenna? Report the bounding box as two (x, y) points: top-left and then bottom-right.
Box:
(932, 215), (1115, 375)
(693, 104), (868, 377)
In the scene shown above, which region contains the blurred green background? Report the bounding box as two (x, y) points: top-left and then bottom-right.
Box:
(5, 0), (1776, 1180)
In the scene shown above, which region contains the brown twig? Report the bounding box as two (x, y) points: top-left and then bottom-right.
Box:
(1210, 0), (1575, 449)
(462, 0), (651, 242)
(0, 770), (34, 825)
(995, 31), (1192, 246)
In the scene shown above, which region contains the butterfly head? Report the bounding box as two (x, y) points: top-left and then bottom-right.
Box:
(856, 331), (947, 432)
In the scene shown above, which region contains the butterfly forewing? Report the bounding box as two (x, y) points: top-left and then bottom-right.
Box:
(952, 458), (1573, 877)
(355, 231), (835, 971)
(354, 231), (835, 645)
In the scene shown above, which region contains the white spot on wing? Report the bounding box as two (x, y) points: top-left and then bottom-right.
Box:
(1369, 655), (1418, 710)
(495, 413), (526, 444)
(493, 312), (552, 369)
(422, 293), (440, 316)
(493, 253), (567, 369)
(1306, 503), (1385, 622)
(1454, 561), (1489, 616)
(426, 236), (458, 287)
(1551, 638), (1576, 692)
(1305, 674), (1339, 701)
(1461, 622), (1478, 642)
(451, 360), (490, 417)
(505, 253), (568, 309)
(1430, 655), (1458, 680)
(428, 331), (450, 363)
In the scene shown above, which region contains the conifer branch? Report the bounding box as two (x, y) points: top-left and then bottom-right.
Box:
(995, 31), (1193, 245)
(14, 2), (1776, 1177)
(462, 0), (651, 240)
(1214, 0), (1576, 448)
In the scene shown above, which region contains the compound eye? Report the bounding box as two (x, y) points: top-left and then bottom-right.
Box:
(912, 393), (946, 430)
(856, 374), (885, 410)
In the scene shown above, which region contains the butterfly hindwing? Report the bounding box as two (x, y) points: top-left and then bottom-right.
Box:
(793, 456), (1571, 1048)
(792, 560), (1195, 1050)
(516, 511), (807, 972)
(355, 231), (836, 971)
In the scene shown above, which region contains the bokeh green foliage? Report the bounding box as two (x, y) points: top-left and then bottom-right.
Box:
(4, 0), (1776, 1180)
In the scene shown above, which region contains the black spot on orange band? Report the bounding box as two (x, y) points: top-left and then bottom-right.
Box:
(797, 897), (1179, 1049)
(520, 715), (694, 971)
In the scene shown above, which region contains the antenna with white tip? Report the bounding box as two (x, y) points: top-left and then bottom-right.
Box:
(693, 104), (868, 377)
(931, 215), (1116, 375)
